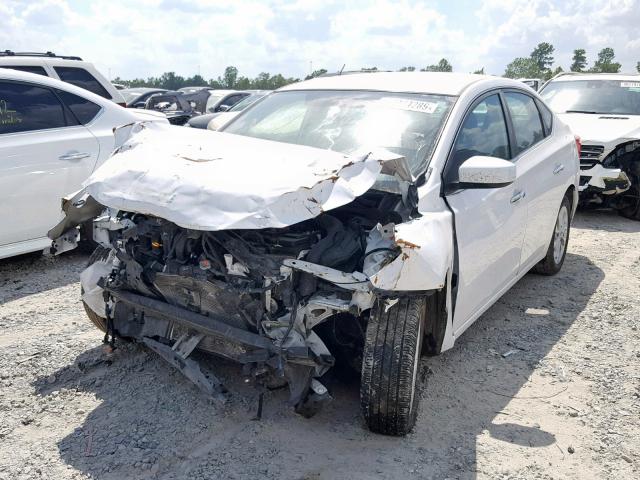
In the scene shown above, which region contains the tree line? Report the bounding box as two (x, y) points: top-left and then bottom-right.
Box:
(113, 45), (639, 90)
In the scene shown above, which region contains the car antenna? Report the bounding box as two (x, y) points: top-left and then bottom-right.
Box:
(339, 64), (346, 75)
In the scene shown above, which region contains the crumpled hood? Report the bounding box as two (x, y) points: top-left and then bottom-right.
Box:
(558, 113), (640, 147)
(82, 122), (410, 231)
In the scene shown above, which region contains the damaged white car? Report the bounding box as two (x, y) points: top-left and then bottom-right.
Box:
(50, 73), (579, 435)
(540, 73), (640, 219)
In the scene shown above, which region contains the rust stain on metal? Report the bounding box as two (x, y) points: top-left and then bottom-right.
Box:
(397, 239), (420, 249)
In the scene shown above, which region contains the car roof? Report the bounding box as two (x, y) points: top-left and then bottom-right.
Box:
(0, 56), (93, 68)
(0, 68), (117, 106)
(278, 72), (493, 96)
(550, 73), (640, 82)
(123, 87), (165, 93)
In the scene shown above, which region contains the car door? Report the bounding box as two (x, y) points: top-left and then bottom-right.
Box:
(502, 91), (571, 269)
(443, 92), (528, 335)
(0, 80), (100, 247)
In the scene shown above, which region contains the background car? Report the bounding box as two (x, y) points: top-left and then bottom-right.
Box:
(0, 50), (126, 106)
(0, 68), (167, 260)
(540, 73), (640, 219)
(121, 87), (167, 108)
(186, 90), (269, 129)
(144, 91), (198, 125)
(53, 72), (579, 436)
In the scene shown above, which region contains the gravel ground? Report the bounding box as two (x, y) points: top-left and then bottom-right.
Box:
(0, 210), (638, 480)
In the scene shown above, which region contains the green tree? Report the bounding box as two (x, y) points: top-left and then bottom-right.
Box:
(184, 74), (208, 87)
(636, 61), (640, 73)
(398, 66), (416, 72)
(570, 49), (587, 72)
(218, 66), (238, 88)
(503, 57), (540, 78)
(305, 69), (327, 80)
(590, 48), (621, 73)
(421, 58), (453, 72)
(157, 72), (186, 90)
(361, 67), (379, 72)
(472, 67), (485, 74)
(530, 42), (555, 72)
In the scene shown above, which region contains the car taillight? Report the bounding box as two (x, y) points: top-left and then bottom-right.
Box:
(574, 135), (581, 157)
(117, 102), (126, 108)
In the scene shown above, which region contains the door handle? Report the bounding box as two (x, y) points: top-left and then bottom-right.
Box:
(59, 152), (91, 161)
(510, 190), (526, 204)
(553, 164), (565, 175)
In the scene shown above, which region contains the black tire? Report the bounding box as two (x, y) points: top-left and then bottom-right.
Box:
(360, 297), (425, 436)
(81, 246), (111, 333)
(532, 194), (571, 276)
(618, 173), (640, 220)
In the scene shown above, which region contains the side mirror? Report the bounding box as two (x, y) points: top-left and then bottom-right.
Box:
(458, 156), (516, 188)
(217, 104), (230, 112)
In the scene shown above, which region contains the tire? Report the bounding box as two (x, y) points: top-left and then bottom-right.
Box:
(360, 297), (425, 436)
(532, 194), (571, 276)
(618, 173), (640, 220)
(81, 246), (111, 333)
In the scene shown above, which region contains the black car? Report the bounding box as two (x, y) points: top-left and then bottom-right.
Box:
(186, 90), (268, 129)
(121, 88), (168, 108)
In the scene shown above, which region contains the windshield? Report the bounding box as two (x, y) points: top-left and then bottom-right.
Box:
(229, 93), (266, 112)
(121, 90), (142, 103)
(541, 80), (640, 115)
(222, 90), (455, 174)
(205, 94), (224, 112)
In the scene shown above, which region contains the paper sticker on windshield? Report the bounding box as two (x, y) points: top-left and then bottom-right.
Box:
(379, 97), (438, 114)
(621, 81), (640, 88)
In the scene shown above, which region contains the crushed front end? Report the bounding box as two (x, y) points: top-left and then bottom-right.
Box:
(81, 187), (419, 415)
(579, 141), (640, 215)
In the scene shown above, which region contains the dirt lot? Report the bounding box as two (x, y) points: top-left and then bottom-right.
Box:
(0, 210), (638, 480)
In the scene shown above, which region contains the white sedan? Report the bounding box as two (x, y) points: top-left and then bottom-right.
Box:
(51, 72), (579, 436)
(0, 69), (167, 260)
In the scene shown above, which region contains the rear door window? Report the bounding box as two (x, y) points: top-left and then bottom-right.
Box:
(54, 67), (112, 99)
(56, 90), (102, 124)
(0, 81), (71, 134)
(504, 92), (545, 156)
(0, 65), (48, 76)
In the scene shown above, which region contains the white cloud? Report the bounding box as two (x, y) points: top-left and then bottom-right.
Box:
(0, 0), (638, 81)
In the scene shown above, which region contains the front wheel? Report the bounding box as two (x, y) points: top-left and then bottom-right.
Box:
(532, 194), (571, 275)
(360, 297), (425, 436)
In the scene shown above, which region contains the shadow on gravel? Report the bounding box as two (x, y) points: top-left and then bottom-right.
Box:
(32, 252), (604, 480)
(0, 250), (88, 304)
(573, 209), (640, 233)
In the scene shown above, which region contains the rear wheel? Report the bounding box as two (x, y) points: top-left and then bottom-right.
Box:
(81, 246), (111, 333)
(532, 194), (571, 276)
(360, 297), (425, 436)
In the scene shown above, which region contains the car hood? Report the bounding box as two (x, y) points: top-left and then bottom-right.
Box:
(557, 113), (640, 149)
(78, 122), (411, 231)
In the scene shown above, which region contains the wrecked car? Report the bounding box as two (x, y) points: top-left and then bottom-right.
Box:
(50, 72), (579, 435)
(540, 73), (640, 219)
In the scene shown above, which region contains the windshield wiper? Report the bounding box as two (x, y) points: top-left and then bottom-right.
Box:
(565, 110), (599, 114)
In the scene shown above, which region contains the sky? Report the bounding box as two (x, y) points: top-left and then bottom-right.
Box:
(1, 0), (639, 81)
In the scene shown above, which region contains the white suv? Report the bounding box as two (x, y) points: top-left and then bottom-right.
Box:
(0, 51), (125, 106)
(540, 73), (640, 219)
(0, 69), (167, 260)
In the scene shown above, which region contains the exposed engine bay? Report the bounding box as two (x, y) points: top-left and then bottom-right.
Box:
(80, 188), (424, 415)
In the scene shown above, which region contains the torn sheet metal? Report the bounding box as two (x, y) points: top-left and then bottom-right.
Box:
(79, 122), (409, 231)
(579, 163), (631, 193)
(369, 211), (453, 291)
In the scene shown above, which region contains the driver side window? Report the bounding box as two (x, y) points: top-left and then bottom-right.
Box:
(450, 94), (510, 176)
